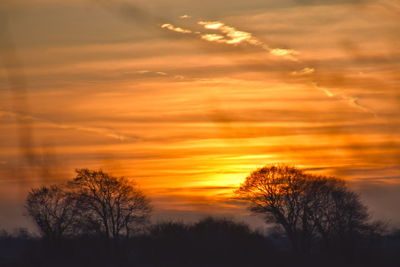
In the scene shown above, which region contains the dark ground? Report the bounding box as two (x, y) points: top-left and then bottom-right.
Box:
(1, 218), (399, 267)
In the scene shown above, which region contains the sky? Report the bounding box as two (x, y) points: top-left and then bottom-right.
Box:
(0, 0), (399, 231)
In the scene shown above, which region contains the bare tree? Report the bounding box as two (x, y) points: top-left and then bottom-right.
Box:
(25, 185), (77, 240)
(69, 169), (152, 239)
(236, 165), (378, 252)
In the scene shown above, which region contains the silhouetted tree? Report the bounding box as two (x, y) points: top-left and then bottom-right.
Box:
(25, 185), (77, 240)
(69, 169), (151, 239)
(236, 165), (379, 253)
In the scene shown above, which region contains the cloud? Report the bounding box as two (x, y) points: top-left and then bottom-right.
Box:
(161, 23), (192, 34)
(157, 17), (379, 117)
(174, 75), (185, 80)
(0, 110), (138, 142)
(270, 48), (299, 57)
(134, 70), (150, 74)
(158, 185), (236, 194)
(291, 67), (315, 76)
(56, 124), (132, 141)
(201, 33), (226, 42)
(160, 20), (300, 61)
(158, 17), (380, 116)
(313, 83), (377, 116)
(198, 21), (257, 45)
(128, 70), (170, 77)
(198, 21), (299, 61)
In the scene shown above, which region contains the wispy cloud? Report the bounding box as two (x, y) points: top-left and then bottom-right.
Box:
(161, 23), (192, 34)
(313, 84), (377, 116)
(160, 20), (300, 61)
(159, 18), (377, 115)
(198, 21), (299, 61)
(134, 70), (150, 74)
(56, 124), (132, 141)
(125, 70), (187, 81)
(270, 48), (299, 58)
(291, 67), (315, 76)
(160, 18), (377, 115)
(0, 110), (138, 141)
(127, 70), (172, 77)
(198, 21), (258, 45)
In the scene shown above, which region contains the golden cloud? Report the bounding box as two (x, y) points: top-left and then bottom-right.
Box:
(161, 23), (192, 34)
(160, 20), (299, 61)
(291, 67), (315, 76)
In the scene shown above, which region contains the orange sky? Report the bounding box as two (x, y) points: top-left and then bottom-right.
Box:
(1, 0), (400, 230)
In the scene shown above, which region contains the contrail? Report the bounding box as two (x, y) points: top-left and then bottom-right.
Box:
(313, 83), (377, 117)
(0, 110), (139, 142)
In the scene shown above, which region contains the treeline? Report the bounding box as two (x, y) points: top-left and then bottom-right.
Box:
(0, 218), (400, 267)
(0, 166), (399, 266)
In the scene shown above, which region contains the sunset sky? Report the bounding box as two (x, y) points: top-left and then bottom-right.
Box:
(0, 0), (399, 230)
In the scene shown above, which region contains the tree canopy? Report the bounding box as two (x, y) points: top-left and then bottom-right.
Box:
(25, 169), (151, 240)
(236, 165), (380, 252)
(69, 169), (152, 239)
(25, 185), (77, 240)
